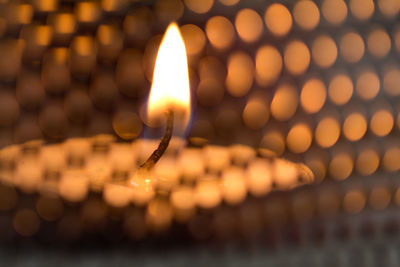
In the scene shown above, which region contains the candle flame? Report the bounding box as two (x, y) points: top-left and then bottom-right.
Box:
(148, 23), (191, 130)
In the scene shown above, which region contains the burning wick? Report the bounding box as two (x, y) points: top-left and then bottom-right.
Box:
(129, 22), (191, 189)
(139, 110), (174, 171)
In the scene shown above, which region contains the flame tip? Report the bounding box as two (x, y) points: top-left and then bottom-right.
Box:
(147, 19), (191, 130)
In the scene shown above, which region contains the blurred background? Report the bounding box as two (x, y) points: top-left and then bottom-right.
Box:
(0, 0), (400, 265)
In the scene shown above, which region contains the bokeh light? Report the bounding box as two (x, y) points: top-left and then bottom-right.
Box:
(329, 149), (354, 180)
(206, 16), (235, 50)
(356, 70), (380, 101)
(36, 195), (64, 221)
(221, 167), (247, 205)
(33, 0), (58, 12)
(235, 8), (263, 43)
(225, 51), (254, 97)
(112, 111), (142, 140)
(204, 145), (231, 173)
(230, 145), (256, 166)
(394, 27), (400, 53)
(369, 187), (391, 211)
(293, 0), (320, 30)
(260, 130), (285, 156)
(315, 117), (340, 148)
(355, 148), (380, 176)
(322, 0), (348, 25)
(59, 170), (89, 203)
(243, 97), (269, 130)
(219, 0), (240, 6)
(247, 159), (272, 196)
(300, 78), (327, 114)
(181, 24), (206, 56)
(273, 158), (299, 189)
(7, 4), (33, 26)
(97, 24), (123, 62)
(101, 0), (128, 12)
(255, 45), (282, 87)
(312, 35), (337, 68)
(184, 0), (213, 14)
(146, 198), (173, 232)
(383, 66), (400, 96)
(349, 0), (374, 21)
(195, 175), (221, 209)
(340, 31), (365, 63)
(171, 186), (195, 222)
(286, 123), (312, 154)
(305, 153), (327, 183)
(370, 109), (394, 137)
(343, 112), (367, 141)
(75, 2), (101, 23)
(271, 84), (298, 121)
(13, 209), (40, 237)
(367, 28), (391, 58)
(154, 157), (181, 192)
(70, 35), (97, 76)
(383, 145), (400, 172)
(15, 156), (43, 193)
(123, 7), (153, 43)
(343, 190), (366, 214)
(378, 0), (400, 18)
(328, 74), (353, 105)
(49, 13), (76, 36)
(264, 3), (292, 36)
(284, 40), (310, 75)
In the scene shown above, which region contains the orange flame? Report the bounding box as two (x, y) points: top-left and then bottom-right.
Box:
(148, 23), (191, 130)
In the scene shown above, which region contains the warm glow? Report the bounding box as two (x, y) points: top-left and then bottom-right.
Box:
(322, 0), (347, 25)
(148, 23), (191, 129)
(315, 117), (340, 148)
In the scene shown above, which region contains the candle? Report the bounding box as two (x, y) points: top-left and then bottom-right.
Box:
(0, 133), (317, 238)
(129, 22), (191, 189)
